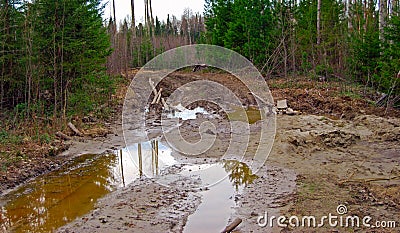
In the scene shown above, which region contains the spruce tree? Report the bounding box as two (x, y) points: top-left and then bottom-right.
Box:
(33, 0), (112, 116)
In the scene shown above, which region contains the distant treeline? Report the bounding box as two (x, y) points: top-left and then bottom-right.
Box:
(107, 6), (205, 74)
(202, 0), (399, 96)
(110, 0), (399, 98)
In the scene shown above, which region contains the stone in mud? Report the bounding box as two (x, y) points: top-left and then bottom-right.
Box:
(99, 216), (108, 223)
(286, 107), (300, 115)
(205, 129), (216, 135)
(286, 107), (294, 115)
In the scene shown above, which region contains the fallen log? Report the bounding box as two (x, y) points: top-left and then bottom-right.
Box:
(149, 78), (158, 96)
(35, 116), (53, 122)
(151, 88), (162, 105)
(340, 175), (400, 183)
(67, 122), (83, 136)
(161, 98), (169, 110)
(156, 88), (163, 104)
(55, 131), (72, 141)
(221, 218), (242, 233)
(376, 93), (388, 107)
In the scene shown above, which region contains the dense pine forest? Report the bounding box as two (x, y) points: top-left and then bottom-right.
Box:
(0, 0), (399, 122)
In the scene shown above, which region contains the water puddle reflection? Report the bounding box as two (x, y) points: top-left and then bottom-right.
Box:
(119, 140), (175, 184)
(166, 105), (209, 120)
(0, 137), (257, 233)
(0, 139), (173, 233)
(0, 154), (115, 233)
(183, 160), (258, 233)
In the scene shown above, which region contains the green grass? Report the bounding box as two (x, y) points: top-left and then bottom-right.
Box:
(302, 182), (319, 193)
(318, 116), (327, 121)
(0, 150), (26, 172)
(32, 133), (52, 144)
(0, 130), (8, 143)
(0, 130), (23, 145)
(340, 90), (362, 99)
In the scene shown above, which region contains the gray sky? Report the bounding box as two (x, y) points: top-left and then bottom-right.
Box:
(103, 0), (205, 24)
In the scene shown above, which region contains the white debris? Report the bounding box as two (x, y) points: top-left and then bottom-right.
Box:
(277, 99), (288, 109)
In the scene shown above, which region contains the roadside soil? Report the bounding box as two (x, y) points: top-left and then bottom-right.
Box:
(0, 76), (129, 193)
(2, 70), (400, 232)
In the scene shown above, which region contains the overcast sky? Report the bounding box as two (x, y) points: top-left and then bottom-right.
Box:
(102, 0), (205, 24)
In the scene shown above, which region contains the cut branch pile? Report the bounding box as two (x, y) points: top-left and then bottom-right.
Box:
(149, 78), (168, 109)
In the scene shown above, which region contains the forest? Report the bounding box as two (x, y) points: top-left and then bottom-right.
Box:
(0, 0), (399, 123)
(0, 1), (400, 232)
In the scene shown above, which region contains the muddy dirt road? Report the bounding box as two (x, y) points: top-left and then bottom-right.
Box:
(1, 71), (399, 233)
(56, 114), (399, 233)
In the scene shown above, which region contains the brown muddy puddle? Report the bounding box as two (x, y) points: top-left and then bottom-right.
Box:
(0, 154), (117, 232)
(0, 141), (173, 233)
(0, 105), (261, 232)
(227, 106), (262, 124)
(0, 143), (258, 233)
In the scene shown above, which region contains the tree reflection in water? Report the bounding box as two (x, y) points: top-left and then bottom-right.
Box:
(223, 160), (258, 191)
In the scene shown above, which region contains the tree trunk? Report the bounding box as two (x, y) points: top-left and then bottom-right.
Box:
(1, 1), (8, 110)
(363, 0), (367, 32)
(149, 0), (154, 32)
(113, 0), (116, 26)
(391, 0), (398, 16)
(61, 0), (66, 119)
(317, 0), (321, 45)
(131, 0), (136, 36)
(24, 2), (33, 117)
(291, 25), (296, 73)
(379, 0), (387, 42)
(347, 0), (353, 31)
(144, 0), (150, 36)
(53, 6), (58, 120)
(148, 0), (155, 56)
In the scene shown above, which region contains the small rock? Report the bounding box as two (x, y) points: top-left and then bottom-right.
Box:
(204, 129), (216, 135)
(286, 108), (295, 115)
(99, 216), (108, 223)
(285, 107), (300, 115)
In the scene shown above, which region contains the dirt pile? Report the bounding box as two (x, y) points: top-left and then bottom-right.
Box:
(269, 114), (399, 232)
(0, 141), (67, 192)
(270, 78), (400, 119)
(353, 115), (400, 141)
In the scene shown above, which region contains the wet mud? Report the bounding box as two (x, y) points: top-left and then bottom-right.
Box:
(1, 72), (399, 233)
